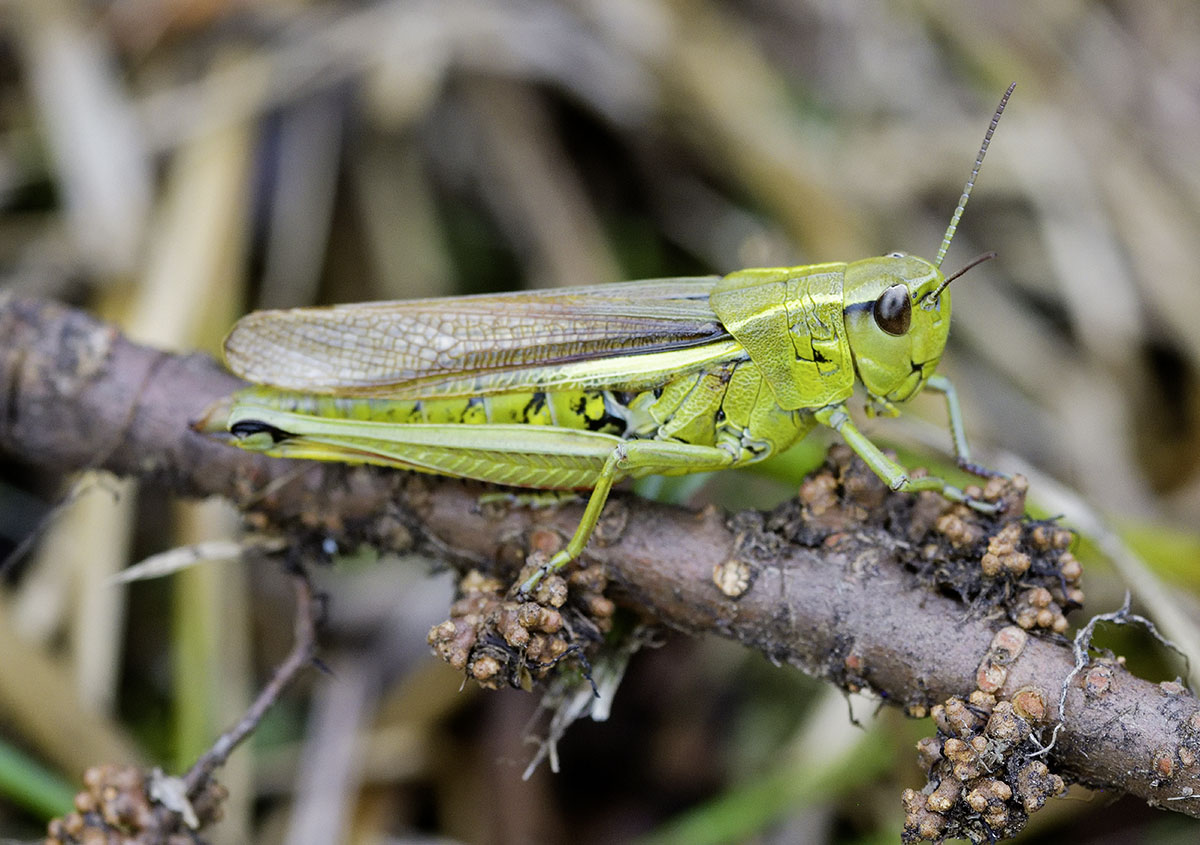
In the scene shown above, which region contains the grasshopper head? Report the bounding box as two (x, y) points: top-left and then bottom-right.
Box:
(839, 84), (1014, 407)
(842, 253), (950, 403)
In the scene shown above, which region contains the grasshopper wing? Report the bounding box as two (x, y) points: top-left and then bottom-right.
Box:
(225, 278), (728, 397)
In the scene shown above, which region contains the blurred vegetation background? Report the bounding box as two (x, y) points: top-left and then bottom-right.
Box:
(1, 0), (1199, 842)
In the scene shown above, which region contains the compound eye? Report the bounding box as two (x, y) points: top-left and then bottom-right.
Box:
(873, 284), (911, 335)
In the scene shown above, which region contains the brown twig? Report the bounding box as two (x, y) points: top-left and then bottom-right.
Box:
(2, 296), (1198, 819)
(182, 567), (319, 796)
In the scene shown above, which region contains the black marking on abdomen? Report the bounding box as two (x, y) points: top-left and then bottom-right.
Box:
(596, 392), (630, 435)
(522, 391), (548, 422)
(569, 391), (630, 435)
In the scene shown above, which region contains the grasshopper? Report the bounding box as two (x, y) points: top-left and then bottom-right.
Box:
(201, 84), (1016, 596)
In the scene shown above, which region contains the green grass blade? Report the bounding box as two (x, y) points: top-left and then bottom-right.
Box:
(0, 738), (76, 819)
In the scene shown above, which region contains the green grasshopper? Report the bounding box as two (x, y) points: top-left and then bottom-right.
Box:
(201, 84), (1016, 596)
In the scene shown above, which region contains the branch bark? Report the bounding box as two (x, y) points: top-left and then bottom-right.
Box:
(1, 295), (1197, 820)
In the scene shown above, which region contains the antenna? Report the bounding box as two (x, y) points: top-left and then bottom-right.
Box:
(925, 251), (996, 304)
(933, 82), (1016, 270)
